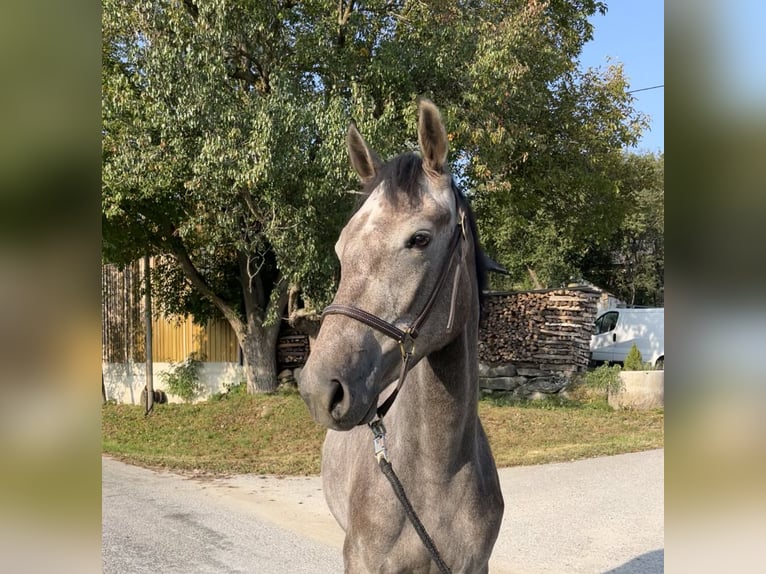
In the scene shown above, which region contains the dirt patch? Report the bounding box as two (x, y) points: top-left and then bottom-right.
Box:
(206, 473), (345, 548)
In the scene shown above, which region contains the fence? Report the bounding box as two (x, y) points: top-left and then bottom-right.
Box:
(151, 315), (239, 363)
(102, 261), (239, 364)
(102, 261), (144, 363)
(102, 261), (311, 403)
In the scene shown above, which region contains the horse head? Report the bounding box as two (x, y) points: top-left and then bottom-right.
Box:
(299, 100), (482, 431)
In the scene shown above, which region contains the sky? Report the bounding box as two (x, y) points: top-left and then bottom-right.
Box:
(579, 1), (665, 154)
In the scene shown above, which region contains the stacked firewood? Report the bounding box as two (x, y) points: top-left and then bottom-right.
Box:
(277, 333), (310, 368)
(479, 288), (600, 372)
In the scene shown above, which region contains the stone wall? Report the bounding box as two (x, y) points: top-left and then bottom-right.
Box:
(478, 287), (600, 398)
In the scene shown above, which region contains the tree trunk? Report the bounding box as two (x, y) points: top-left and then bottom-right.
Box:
(231, 289), (285, 393)
(527, 266), (543, 289)
(170, 242), (288, 394)
(237, 251), (290, 393)
(240, 319), (282, 393)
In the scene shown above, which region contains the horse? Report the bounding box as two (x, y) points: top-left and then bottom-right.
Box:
(299, 99), (504, 573)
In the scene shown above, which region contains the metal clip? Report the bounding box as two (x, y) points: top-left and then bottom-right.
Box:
(458, 209), (467, 240)
(369, 419), (389, 463)
(398, 334), (416, 362)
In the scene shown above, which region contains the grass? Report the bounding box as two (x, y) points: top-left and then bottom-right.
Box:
(102, 385), (663, 476)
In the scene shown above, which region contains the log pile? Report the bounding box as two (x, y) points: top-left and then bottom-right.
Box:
(479, 287), (600, 374)
(277, 326), (310, 369)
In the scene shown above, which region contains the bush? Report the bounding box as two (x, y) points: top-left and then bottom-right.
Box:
(623, 343), (652, 370)
(582, 363), (623, 394)
(160, 353), (204, 403)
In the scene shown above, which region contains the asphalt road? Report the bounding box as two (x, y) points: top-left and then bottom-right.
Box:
(102, 449), (663, 573)
(102, 458), (343, 573)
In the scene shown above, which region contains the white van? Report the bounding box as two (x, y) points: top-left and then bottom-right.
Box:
(590, 308), (664, 368)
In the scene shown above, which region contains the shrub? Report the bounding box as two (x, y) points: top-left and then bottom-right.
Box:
(624, 343), (647, 371)
(160, 353), (205, 403)
(583, 363), (623, 394)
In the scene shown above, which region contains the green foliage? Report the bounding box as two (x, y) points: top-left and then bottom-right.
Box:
(481, 392), (607, 411)
(623, 343), (648, 371)
(102, 0), (648, 387)
(581, 153), (664, 305)
(102, 0), (645, 296)
(583, 363), (624, 394)
(623, 343), (655, 371)
(160, 354), (205, 403)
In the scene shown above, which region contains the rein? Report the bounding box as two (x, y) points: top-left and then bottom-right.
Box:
(320, 201), (468, 574)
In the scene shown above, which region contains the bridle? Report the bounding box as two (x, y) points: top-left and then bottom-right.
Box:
(321, 191), (468, 422)
(320, 185), (469, 574)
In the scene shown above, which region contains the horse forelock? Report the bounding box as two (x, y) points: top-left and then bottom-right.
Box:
(361, 152), (425, 206)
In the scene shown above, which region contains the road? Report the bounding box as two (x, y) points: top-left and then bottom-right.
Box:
(102, 449), (663, 573)
(102, 458), (342, 573)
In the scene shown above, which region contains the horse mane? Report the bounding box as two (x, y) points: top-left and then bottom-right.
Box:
(359, 152), (489, 308)
(452, 180), (489, 308)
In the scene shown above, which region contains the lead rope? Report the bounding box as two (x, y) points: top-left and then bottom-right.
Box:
(369, 420), (452, 574)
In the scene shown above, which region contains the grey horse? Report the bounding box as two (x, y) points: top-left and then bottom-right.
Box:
(299, 100), (504, 573)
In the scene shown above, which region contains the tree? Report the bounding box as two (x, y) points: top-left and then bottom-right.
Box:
(454, 2), (647, 288)
(580, 153), (664, 306)
(103, 1), (356, 392)
(102, 0), (645, 391)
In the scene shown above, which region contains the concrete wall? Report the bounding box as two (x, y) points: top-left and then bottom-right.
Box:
(102, 362), (244, 404)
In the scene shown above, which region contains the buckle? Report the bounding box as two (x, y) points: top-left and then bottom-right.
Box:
(399, 340), (415, 361)
(369, 419), (388, 463)
(398, 330), (416, 361)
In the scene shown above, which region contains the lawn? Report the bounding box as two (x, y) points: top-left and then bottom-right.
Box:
(102, 386), (663, 476)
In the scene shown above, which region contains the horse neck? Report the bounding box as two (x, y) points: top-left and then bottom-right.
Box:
(391, 309), (481, 474)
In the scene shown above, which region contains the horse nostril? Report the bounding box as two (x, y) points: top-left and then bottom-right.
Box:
(329, 379), (346, 419)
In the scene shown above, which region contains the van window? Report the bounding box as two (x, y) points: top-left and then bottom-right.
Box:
(595, 311), (619, 335)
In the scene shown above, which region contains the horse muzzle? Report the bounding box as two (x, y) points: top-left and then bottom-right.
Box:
(298, 362), (379, 431)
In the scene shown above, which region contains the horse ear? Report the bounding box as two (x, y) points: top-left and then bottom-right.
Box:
(417, 99), (448, 177)
(347, 122), (382, 183)
(481, 252), (510, 276)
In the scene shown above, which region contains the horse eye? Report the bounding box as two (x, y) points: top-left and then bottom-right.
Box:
(407, 232), (431, 249)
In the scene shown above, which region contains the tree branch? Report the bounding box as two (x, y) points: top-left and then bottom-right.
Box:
(168, 239), (245, 335)
(239, 250), (267, 323)
(338, 0), (355, 25)
(287, 283), (321, 338)
(336, 0), (356, 49)
(230, 47), (271, 94)
(231, 67), (259, 86)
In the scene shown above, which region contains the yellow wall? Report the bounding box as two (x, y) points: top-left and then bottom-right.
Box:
(150, 316), (239, 363)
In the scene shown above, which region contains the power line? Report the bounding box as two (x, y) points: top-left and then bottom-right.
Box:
(627, 84), (664, 94)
